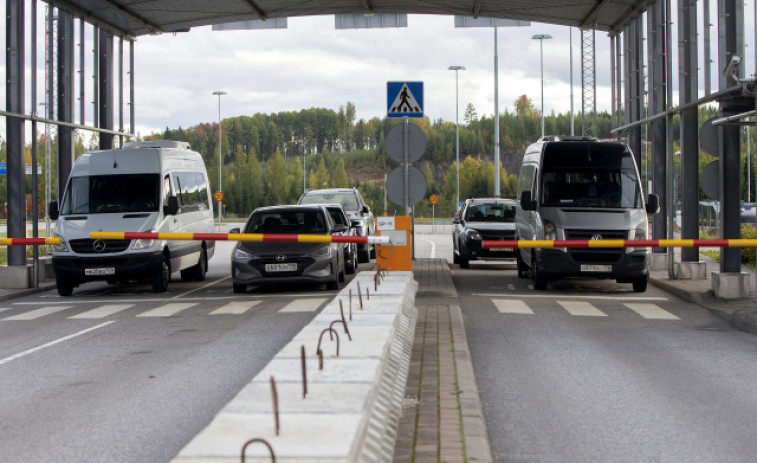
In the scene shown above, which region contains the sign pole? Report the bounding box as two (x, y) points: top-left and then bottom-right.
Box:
(403, 116), (409, 214)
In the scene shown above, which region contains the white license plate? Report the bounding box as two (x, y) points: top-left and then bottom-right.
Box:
(85, 267), (115, 276)
(490, 247), (513, 252)
(265, 263), (297, 272)
(580, 264), (611, 272)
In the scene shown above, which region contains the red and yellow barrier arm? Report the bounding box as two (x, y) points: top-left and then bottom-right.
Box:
(482, 239), (757, 248)
(90, 232), (391, 245)
(0, 238), (60, 246)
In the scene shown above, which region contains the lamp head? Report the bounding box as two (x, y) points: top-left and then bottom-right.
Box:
(212, 90), (227, 96)
(723, 55), (741, 80)
(531, 34), (553, 40)
(448, 65), (466, 71)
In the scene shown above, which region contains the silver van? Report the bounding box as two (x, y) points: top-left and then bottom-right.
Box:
(515, 136), (659, 292)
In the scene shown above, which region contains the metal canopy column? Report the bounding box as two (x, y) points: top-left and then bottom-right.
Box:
(648, 0), (667, 245)
(57, 11), (75, 201)
(6, 0), (26, 266)
(628, 18), (643, 171)
(717, 0), (743, 273)
(679, 0), (699, 262)
(99, 30), (115, 150)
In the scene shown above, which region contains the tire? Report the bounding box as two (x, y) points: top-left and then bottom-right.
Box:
(632, 275), (648, 293)
(516, 252), (529, 279)
(327, 263), (340, 290)
(370, 245), (376, 259)
(232, 283), (247, 294)
(531, 255), (547, 290)
(358, 245), (370, 264)
(152, 254), (170, 293)
(345, 247), (357, 275)
(453, 250), (459, 264)
(459, 257), (469, 269)
(56, 279), (74, 297)
(181, 248), (208, 282)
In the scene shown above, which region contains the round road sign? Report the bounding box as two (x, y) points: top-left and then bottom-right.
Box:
(429, 194), (439, 205)
(214, 191), (224, 202)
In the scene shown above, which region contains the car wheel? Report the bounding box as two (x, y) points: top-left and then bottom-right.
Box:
(181, 248), (207, 282)
(459, 257), (469, 269)
(358, 245), (370, 263)
(326, 270), (339, 291)
(232, 282), (246, 294)
(152, 254), (170, 293)
(453, 250), (459, 264)
(516, 252), (529, 278)
(56, 279), (74, 297)
(345, 247), (357, 274)
(370, 245), (376, 259)
(632, 275), (648, 293)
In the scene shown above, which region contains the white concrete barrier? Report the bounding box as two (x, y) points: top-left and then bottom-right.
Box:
(171, 271), (418, 462)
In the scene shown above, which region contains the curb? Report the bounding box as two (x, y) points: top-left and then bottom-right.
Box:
(449, 305), (494, 463)
(171, 271), (418, 462)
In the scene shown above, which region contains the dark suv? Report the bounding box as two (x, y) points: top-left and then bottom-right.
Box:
(452, 198), (518, 268)
(298, 188), (375, 263)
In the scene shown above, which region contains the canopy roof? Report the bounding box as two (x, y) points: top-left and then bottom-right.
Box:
(48, 0), (651, 37)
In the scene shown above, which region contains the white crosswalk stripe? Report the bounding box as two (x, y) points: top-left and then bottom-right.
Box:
(493, 299), (534, 314)
(623, 303), (679, 320)
(279, 298), (328, 313)
(3, 305), (74, 321)
(69, 304), (135, 319)
(137, 303), (198, 317)
(209, 301), (261, 315)
(557, 301), (607, 317)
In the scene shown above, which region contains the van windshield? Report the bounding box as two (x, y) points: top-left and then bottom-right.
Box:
(62, 174), (160, 214)
(540, 146), (642, 208)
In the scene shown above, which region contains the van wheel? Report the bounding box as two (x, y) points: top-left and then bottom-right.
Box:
(181, 248), (208, 282)
(531, 256), (547, 290)
(56, 279), (74, 297)
(232, 283), (246, 294)
(152, 255), (170, 293)
(632, 275), (648, 293)
(516, 252), (529, 278)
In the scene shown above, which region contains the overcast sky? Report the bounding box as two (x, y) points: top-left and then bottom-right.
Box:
(3, 4), (756, 140)
(133, 15), (612, 136)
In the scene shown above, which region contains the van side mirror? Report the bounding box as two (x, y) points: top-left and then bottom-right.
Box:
(164, 196), (179, 216)
(520, 191), (536, 211)
(48, 200), (59, 220)
(646, 194), (660, 214)
(452, 217), (461, 225)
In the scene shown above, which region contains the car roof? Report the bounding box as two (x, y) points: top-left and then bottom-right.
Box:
(252, 204), (326, 214)
(465, 198), (516, 204)
(302, 188), (357, 194)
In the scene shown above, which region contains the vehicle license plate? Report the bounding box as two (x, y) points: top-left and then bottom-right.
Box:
(580, 264), (611, 272)
(85, 267), (115, 276)
(490, 247), (513, 252)
(265, 263), (297, 272)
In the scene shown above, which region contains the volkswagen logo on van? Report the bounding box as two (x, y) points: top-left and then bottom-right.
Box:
(590, 234), (603, 241)
(275, 255), (287, 262)
(92, 239), (107, 253)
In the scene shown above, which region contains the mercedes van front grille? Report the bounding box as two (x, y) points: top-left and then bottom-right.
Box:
(70, 238), (131, 254)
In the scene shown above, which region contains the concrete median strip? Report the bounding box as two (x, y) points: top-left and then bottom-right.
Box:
(171, 271), (418, 462)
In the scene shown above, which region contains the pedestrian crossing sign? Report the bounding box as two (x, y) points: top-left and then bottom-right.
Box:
(387, 81), (423, 118)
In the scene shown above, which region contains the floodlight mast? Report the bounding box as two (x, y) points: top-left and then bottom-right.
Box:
(448, 65), (465, 208)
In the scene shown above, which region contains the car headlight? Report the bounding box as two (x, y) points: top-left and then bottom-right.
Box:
(465, 229), (482, 241)
(233, 247), (254, 259)
(308, 244), (333, 257)
(52, 234), (69, 252)
(132, 238), (155, 250)
(543, 220), (557, 241)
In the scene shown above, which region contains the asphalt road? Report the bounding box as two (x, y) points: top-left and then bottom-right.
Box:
(0, 240), (354, 463)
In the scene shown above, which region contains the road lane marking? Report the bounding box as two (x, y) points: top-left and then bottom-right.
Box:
(0, 321), (115, 366)
(493, 299), (533, 314)
(29, 293), (333, 304)
(137, 303), (197, 317)
(3, 305), (74, 321)
(557, 301), (607, 317)
(171, 276), (231, 299)
(209, 301), (262, 315)
(623, 303), (680, 320)
(422, 239), (436, 259)
(68, 304), (135, 319)
(279, 298), (327, 313)
(473, 293), (668, 301)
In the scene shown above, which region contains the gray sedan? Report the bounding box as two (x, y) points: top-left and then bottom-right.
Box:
(230, 205), (346, 293)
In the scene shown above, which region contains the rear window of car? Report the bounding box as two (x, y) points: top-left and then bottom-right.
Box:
(300, 192), (359, 212)
(464, 203), (515, 222)
(245, 210), (327, 234)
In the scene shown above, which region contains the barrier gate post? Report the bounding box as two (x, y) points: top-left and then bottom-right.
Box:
(375, 216), (412, 271)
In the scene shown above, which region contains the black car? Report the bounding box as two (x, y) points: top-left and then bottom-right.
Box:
(319, 203), (359, 274)
(298, 188), (375, 263)
(452, 198), (518, 268)
(230, 205), (346, 292)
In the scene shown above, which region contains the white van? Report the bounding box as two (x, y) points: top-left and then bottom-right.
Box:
(49, 140), (215, 296)
(515, 136), (659, 292)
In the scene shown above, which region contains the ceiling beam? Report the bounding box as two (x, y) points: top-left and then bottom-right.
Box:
(241, 0), (268, 20)
(580, 0), (610, 29)
(47, 0), (150, 37)
(361, 0), (374, 14)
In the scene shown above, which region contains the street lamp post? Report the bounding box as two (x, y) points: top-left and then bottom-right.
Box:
(212, 90), (227, 229)
(448, 65), (465, 209)
(531, 34), (552, 138)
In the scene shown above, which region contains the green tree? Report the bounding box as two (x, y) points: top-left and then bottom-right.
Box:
(332, 158), (349, 187)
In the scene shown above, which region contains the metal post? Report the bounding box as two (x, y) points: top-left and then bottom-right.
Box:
(403, 117), (409, 214)
(666, 0), (676, 277)
(99, 30), (114, 150)
(7, 0), (26, 267)
(679, 0), (699, 263)
(448, 66), (465, 207)
(539, 38), (545, 136)
(649, 0), (668, 246)
(570, 27), (575, 136)
(494, 27), (500, 197)
(703, 0), (712, 96)
(31, 0), (39, 286)
(212, 91), (227, 229)
(57, 10), (75, 203)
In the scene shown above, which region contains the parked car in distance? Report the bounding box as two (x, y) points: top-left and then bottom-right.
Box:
(452, 198), (518, 268)
(298, 188), (375, 263)
(230, 205), (346, 293)
(320, 203), (359, 274)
